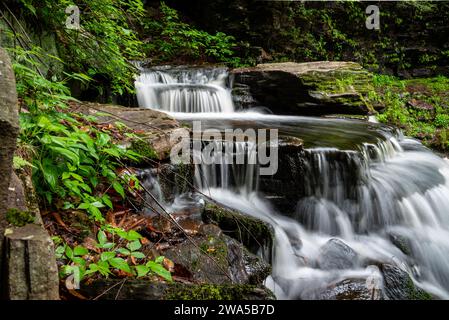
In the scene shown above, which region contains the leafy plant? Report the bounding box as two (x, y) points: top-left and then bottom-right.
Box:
(57, 229), (173, 284)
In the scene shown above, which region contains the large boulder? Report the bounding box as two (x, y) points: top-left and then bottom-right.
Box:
(0, 47), (20, 284)
(232, 61), (377, 115)
(161, 224), (271, 286)
(317, 238), (359, 270)
(71, 102), (183, 161)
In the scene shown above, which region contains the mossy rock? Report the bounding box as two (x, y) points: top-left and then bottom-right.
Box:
(6, 208), (35, 227)
(165, 283), (275, 300)
(202, 202), (274, 257)
(130, 137), (159, 161)
(80, 279), (275, 300)
(232, 61), (379, 115)
(380, 264), (433, 300)
(161, 224), (271, 285)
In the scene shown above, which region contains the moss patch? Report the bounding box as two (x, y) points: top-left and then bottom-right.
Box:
(165, 283), (275, 300)
(130, 137), (158, 160)
(371, 75), (449, 154)
(203, 203), (274, 255)
(6, 208), (35, 227)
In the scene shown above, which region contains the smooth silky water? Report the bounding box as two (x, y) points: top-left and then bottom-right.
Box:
(135, 66), (449, 299)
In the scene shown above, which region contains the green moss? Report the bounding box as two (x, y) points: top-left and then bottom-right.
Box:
(203, 203), (274, 254)
(405, 278), (433, 300)
(165, 284), (275, 300)
(6, 208), (35, 227)
(372, 75), (449, 154)
(130, 138), (158, 160)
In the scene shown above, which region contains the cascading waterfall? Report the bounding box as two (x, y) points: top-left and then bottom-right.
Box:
(135, 66), (234, 113)
(193, 140), (259, 195)
(136, 66), (449, 299)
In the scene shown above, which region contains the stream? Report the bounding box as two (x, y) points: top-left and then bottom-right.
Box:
(135, 66), (449, 299)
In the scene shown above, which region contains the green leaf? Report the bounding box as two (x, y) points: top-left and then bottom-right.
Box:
(97, 133), (111, 147)
(91, 201), (105, 208)
(74, 246), (89, 256)
(126, 240), (142, 252)
(109, 257), (131, 273)
(117, 248), (131, 256)
(102, 242), (115, 249)
(101, 251), (116, 261)
(135, 265), (149, 277)
(88, 206), (103, 221)
(112, 181), (125, 198)
(126, 230), (142, 241)
(101, 194), (113, 209)
(146, 261), (172, 282)
(65, 246), (74, 259)
(72, 257), (87, 266)
(50, 147), (79, 165)
(155, 256), (165, 264)
(78, 203), (90, 210)
(103, 148), (121, 158)
(42, 158), (58, 190)
(131, 252), (145, 259)
(97, 230), (107, 245)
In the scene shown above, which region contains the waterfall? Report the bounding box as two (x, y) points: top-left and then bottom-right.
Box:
(135, 66), (234, 113)
(193, 140), (259, 195)
(135, 66), (449, 299)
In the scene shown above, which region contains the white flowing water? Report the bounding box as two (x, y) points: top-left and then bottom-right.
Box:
(136, 67), (449, 299)
(135, 67), (234, 113)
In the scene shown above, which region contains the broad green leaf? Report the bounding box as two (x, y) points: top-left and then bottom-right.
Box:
(97, 133), (111, 147)
(91, 201), (105, 208)
(117, 248), (131, 256)
(65, 245), (73, 259)
(74, 246), (89, 256)
(126, 240), (141, 252)
(97, 230), (107, 245)
(113, 181), (125, 198)
(101, 251), (116, 261)
(101, 195), (113, 209)
(131, 252), (145, 259)
(135, 265), (149, 277)
(146, 261), (172, 282)
(126, 230), (142, 241)
(42, 158), (58, 190)
(50, 147), (79, 165)
(109, 257), (131, 273)
(72, 257), (87, 266)
(78, 203), (90, 210)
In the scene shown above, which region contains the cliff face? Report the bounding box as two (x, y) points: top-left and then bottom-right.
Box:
(164, 0), (449, 77)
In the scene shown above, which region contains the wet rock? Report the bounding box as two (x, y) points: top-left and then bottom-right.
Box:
(388, 232), (412, 256)
(318, 278), (381, 300)
(80, 279), (275, 300)
(380, 264), (432, 300)
(258, 135), (305, 215)
(73, 102), (181, 160)
(318, 238), (359, 270)
(156, 163), (195, 203)
(162, 224), (271, 286)
(232, 61), (377, 116)
(202, 202), (274, 256)
(0, 47), (20, 283)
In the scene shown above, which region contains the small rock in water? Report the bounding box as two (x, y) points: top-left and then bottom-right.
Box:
(318, 278), (381, 300)
(380, 264), (432, 300)
(317, 238), (358, 270)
